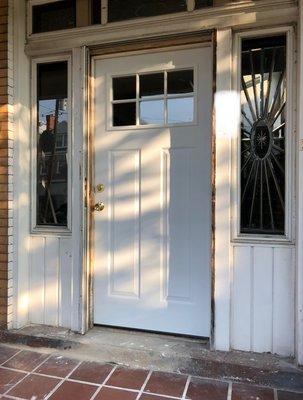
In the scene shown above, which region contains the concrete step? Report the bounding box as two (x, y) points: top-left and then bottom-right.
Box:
(1, 324), (302, 392)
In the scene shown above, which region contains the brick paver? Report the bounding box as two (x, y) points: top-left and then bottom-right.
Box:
(0, 344), (302, 399)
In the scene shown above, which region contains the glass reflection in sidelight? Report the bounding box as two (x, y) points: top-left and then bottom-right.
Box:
(36, 61), (69, 227)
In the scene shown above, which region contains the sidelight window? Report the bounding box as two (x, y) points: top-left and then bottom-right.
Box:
(36, 61), (69, 227)
(112, 69), (195, 127)
(240, 35), (287, 235)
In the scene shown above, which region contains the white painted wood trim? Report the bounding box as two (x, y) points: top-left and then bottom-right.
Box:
(101, 0), (108, 25)
(187, 0), (195, 12)
(30, 54), (73, 234)
(70, 46), (87, 332)
(13, 0), (31, 329)
(231, 26), (296, 244)
(296, 1), (303, 366)
(214, 28), (233, 351)
(81, 45), (89, 333)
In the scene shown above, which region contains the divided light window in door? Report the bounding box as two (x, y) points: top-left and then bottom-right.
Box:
(112, 69), (195, 127)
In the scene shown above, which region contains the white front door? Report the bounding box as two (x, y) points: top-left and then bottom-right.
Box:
(93, 46), (212, 337)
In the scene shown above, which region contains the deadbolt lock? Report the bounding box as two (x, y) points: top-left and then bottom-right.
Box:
(96, 183), (105, 193)
(94, 202), (105, 212)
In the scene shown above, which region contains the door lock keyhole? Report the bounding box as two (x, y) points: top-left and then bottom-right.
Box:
(94, 202), (105, 212)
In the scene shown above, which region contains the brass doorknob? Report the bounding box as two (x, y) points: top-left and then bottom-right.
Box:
(94, 202), (105, 212)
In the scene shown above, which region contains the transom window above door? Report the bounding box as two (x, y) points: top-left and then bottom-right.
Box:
(111, 69), (195, 127)
(30, 0), (215, 33)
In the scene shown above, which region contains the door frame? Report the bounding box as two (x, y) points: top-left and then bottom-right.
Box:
(84, 31), (217, 338)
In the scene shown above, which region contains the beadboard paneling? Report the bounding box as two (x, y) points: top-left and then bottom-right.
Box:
(29, 235), (73, 328)
(231, 244), (295, 356)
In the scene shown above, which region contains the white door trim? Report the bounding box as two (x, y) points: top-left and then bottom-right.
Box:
(213, 28), (233, 351)
(296, 1), (303, 366)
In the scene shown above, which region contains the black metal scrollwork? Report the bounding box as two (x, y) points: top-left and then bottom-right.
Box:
(241, 36), (286, 235)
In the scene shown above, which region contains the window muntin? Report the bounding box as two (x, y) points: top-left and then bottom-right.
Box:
(240, 35), (287, 235)
(36, 61), (69, 227)
(111, 69), (195, 128)
(32, 0), (76, 33)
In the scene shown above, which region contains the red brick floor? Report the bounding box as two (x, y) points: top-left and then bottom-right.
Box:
(0, 345), (302, 399)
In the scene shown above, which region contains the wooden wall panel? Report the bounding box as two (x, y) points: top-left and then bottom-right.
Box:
(29, 235), (73, 328)
(29, 236), (45, 324)
(44, 237), (59, 326)
(231, 245), (252, 350)
(252, 246), (273, 353)
(59, 237), (73, 328)
(231, 244), (295, 356)
(273, 247), (295, 355)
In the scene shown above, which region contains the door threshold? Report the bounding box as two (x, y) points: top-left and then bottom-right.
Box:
(94, 324), (210, 343)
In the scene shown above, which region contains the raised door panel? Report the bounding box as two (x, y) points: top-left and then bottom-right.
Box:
(108, 150), (141, 298)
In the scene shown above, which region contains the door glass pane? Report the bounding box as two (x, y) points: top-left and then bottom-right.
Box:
(108, 0), (187, 22)
(113, 76), (136, 100)
(37, 62), (68, 226)
(140, 73), (164, 98)
(240, 35), (287, 235)
(167, 97), (194, 124)
(32, 0), (76, 33)
(167, 70), (194, 95)
(113, 102), (136, 126)
(140, 100), (164, 125)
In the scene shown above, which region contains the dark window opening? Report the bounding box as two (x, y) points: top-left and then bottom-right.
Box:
(113, 102), (137, 126)
(32, 0), (76, 33)
(37, 62), (69, 227)
(240, 35), (287, 235)
(108, 0), (187, 23)
(195, 0), (213, 9)
(113, 76), (136, 100)
(91, 0), (101, 24)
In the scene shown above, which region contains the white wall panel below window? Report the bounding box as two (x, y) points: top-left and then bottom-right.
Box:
(29, 235), (73, 328)
(231, 244), (295, 356)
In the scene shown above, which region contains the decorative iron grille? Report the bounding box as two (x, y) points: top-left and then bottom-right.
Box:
(240, 36), (287, 235)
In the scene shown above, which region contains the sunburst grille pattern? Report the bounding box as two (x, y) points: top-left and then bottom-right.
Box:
(240, 35), (287, 235)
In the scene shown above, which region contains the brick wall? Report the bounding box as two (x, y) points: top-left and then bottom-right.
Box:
(0, 0), (13, 329)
